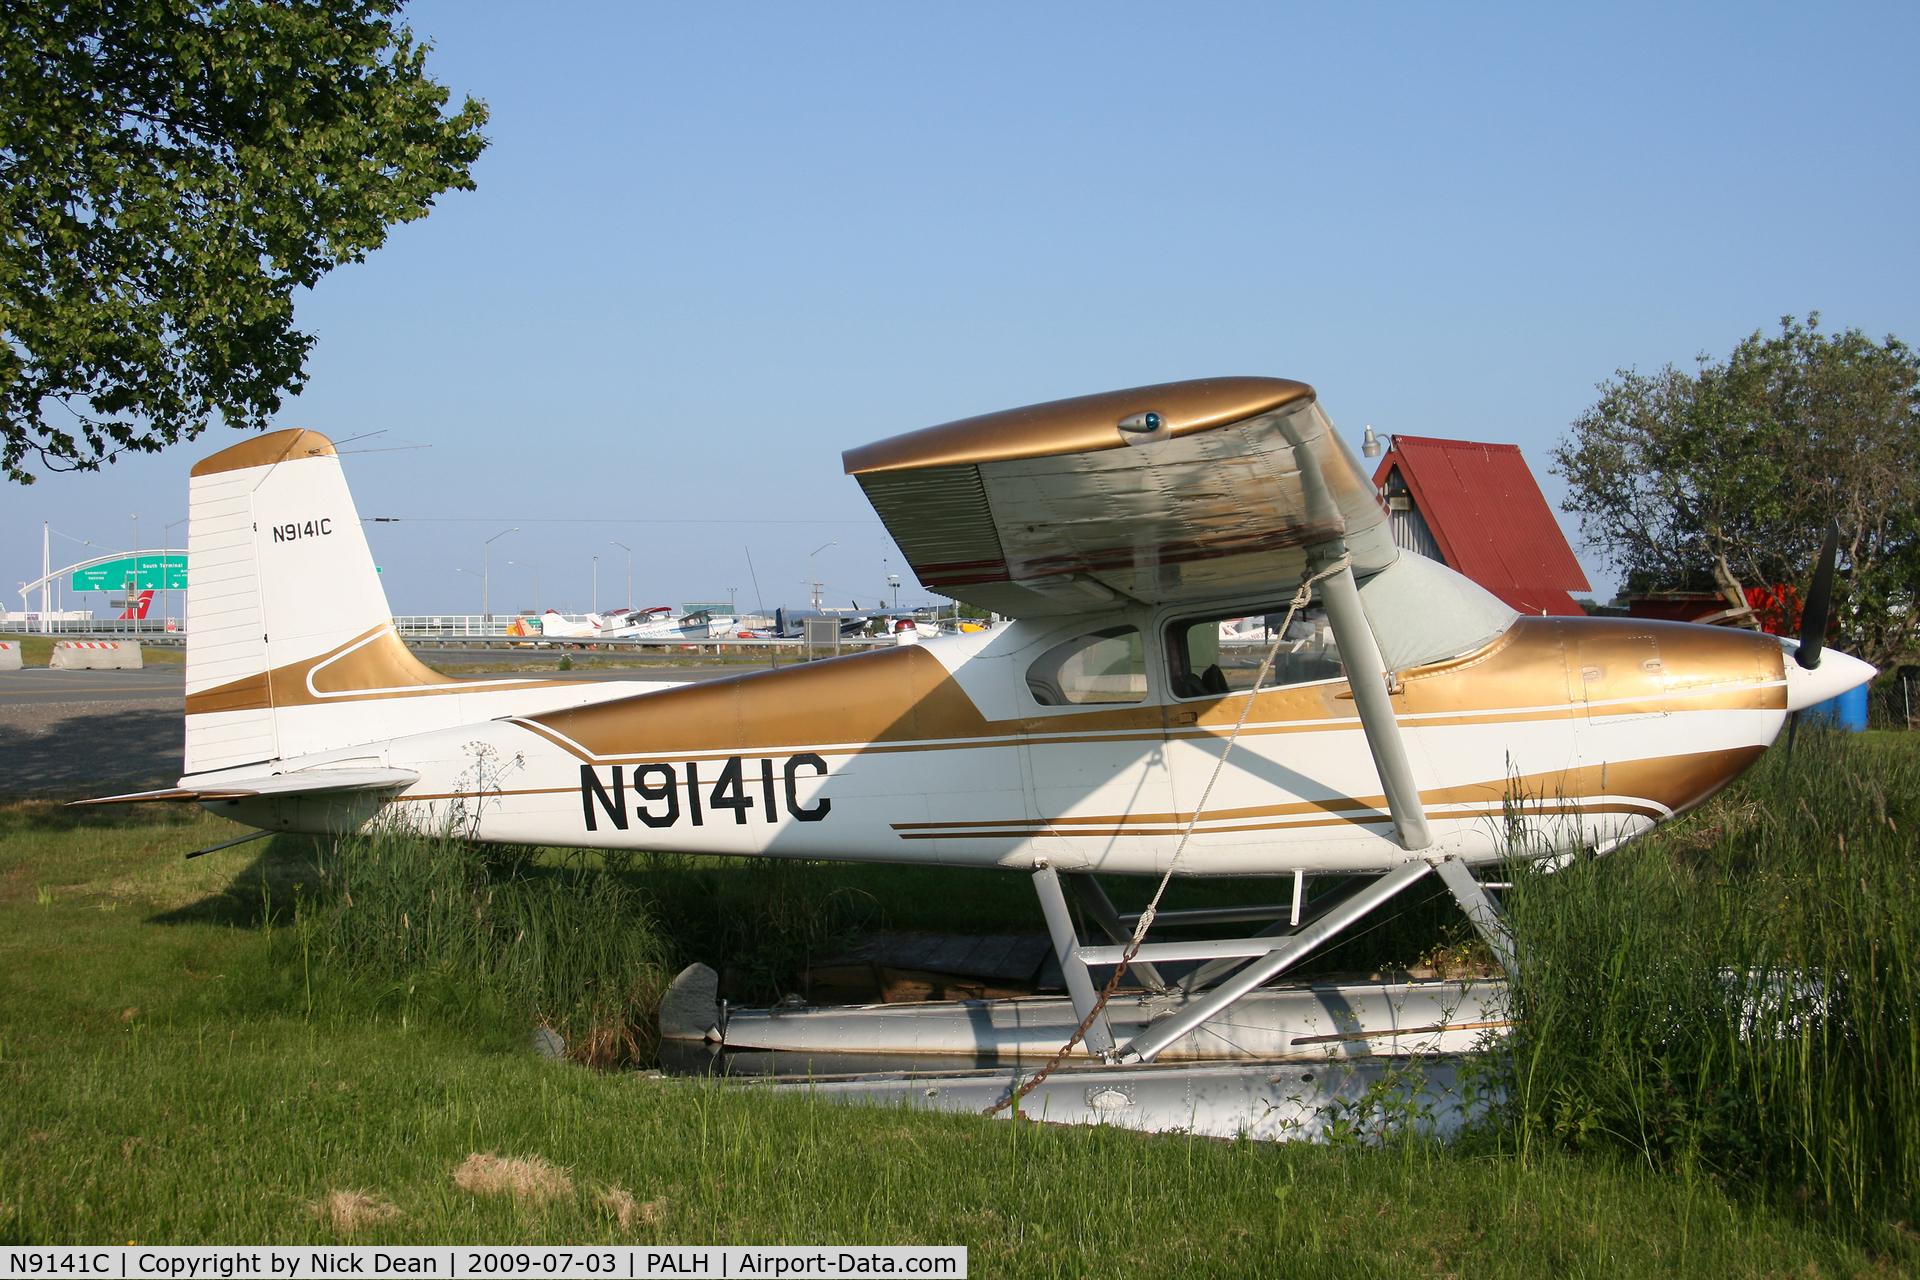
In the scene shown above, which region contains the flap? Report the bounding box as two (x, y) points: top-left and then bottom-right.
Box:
(845, 377), (1396, 617)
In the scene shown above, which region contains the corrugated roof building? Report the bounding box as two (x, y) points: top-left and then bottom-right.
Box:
(1371, 435), (1590, 617)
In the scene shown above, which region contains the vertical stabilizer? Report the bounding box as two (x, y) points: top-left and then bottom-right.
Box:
(184, 429), (445, 773)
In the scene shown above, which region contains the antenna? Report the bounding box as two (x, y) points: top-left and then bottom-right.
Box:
(745, 547), (766, 617)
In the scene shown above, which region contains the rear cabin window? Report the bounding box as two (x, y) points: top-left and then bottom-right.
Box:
(1166, 608), (1344, 699)
(1027, 626), (1147, 706)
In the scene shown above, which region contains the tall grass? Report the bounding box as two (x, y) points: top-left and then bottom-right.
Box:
(294, 834), (877, 1067)
(1503, 729), (1919, 1233)
(297, 831), (674, 1067)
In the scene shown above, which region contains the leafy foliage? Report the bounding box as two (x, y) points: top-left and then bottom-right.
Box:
(1552, 316), (1920, 664)
(0, 0), (487, 482)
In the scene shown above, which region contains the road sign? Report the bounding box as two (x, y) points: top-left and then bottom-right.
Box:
(70, 554), (188, 592)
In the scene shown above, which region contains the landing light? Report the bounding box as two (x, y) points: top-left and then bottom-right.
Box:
(1118, 410), (1172, 450)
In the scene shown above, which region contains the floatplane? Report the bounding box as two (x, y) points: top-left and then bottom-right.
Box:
(82, 377), (1872, 1137)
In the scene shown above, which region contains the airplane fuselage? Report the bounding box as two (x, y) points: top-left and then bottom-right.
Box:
(201, 610), (1790, 876)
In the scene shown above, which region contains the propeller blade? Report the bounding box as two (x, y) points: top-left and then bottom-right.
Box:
(1795, 520), (1840, 671)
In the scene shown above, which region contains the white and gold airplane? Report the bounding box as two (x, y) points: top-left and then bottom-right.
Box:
(86, 377), (1873, 1063)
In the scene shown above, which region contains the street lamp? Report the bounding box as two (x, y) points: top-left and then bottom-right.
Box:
(164, 518), (187, 630)
(888, 573), (900, 611)
(592, 556), (599, 615)
(483, 527), (518, 624)
(609, 542), (631, 610)
(509, 560), (541, 613)
(808, 541), (836, 611)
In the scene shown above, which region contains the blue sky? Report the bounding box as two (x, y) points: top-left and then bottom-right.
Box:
(9, 2), (1918, 617)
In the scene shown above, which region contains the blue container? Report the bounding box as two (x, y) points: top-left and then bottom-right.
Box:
(1803, 682), (1869, 731)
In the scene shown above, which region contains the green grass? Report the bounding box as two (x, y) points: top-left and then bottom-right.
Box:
(0, 801), (1914, 1270)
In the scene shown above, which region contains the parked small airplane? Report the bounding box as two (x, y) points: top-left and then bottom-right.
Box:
(82, 376), (1874, 1064)
(592, 605), (676, 637)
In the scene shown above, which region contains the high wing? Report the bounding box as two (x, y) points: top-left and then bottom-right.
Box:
(843, 377), (1396, 617)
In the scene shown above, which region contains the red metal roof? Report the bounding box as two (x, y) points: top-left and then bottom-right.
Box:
(1373, 435), (1590, 617)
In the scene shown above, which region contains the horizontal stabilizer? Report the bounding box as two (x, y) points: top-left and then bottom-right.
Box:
(70, 768), (420, 807)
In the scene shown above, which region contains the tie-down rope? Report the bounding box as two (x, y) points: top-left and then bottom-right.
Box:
(984, 551), (1354, 1116)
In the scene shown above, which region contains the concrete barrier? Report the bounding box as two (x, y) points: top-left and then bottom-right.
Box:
(0, 641), (20, 670)
(50, 640), (143, 670)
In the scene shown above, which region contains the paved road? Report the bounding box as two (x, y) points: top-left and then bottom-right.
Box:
(0, 663), (745, 799)
(0, 667), (187, 705)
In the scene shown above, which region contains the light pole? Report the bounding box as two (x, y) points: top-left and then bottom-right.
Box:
(483, 527), (518, 625)
(128, 513), (139, 622)
(807, 541), (836, 611)
(509, 560), (541, 613)
(164, 518), (186, 629)
(592, 556), (599, 614)
(888, 574), (900, 611)
(609, 542), (631, 609)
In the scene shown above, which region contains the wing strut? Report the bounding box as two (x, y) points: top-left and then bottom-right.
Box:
(1312, 544), (1433, 852)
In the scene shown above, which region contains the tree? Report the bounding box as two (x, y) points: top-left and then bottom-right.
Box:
(1, 0), (487, 483)
(1553, 315), (1920, 667)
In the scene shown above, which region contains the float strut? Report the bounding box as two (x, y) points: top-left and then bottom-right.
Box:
(1032, 865), (1117, 1058)
(1433, 857), (1518, 975)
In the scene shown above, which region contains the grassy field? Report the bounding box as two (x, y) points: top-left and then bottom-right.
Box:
(1, 795), (1914, 1273)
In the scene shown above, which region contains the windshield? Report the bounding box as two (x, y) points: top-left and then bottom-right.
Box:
(1166, 608), (1343, 698)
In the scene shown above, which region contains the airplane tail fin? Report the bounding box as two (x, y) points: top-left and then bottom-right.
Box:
(119, 590), (154, 620)
(184, 429), (451, 775)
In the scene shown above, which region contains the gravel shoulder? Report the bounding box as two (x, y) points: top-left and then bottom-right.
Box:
(1, 698), (185, 799)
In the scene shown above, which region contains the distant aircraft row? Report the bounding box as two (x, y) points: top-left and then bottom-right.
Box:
(516, 604), (1292, 646)
(510, 604), (973, 643)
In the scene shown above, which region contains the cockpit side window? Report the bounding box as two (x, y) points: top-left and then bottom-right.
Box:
(1165, 607), (1344, 699)
(1027, 626), (1147, 706)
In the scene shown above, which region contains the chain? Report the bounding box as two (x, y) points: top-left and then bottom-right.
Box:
(984, 551), (1354, 1116)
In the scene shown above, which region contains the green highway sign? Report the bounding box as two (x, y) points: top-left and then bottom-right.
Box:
(70, 554), (188, 592)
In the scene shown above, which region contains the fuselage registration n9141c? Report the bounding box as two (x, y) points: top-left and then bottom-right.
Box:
(87, 377), (1871, 891)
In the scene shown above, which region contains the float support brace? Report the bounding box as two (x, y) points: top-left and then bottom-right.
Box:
(1065, 872), (1168, 993)
(1433, 857), (1518, 975)
(1032, 864), (1116, 1058)
(1117, 860), (1434, 1063)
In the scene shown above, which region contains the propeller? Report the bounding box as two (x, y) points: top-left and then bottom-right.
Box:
(1795, 520), (1841, 671)
(1786, 519), (1842, 762)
